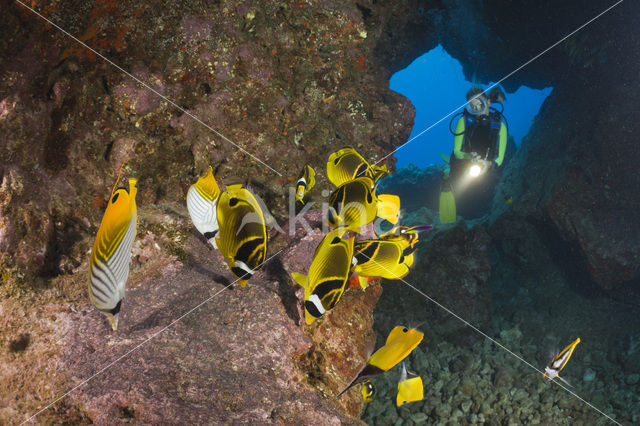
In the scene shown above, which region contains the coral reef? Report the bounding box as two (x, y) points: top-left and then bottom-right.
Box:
(0, 0), (414, 283)
(2, 0), (640, 424)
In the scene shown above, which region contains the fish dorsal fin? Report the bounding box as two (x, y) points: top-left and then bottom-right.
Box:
(110, 161), (128, 197)
(307, 165), (316, 188)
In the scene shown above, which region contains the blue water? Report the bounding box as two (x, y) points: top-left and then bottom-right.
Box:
(390, 45), (553, 168)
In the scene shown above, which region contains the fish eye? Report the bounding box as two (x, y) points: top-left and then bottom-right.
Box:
(229, 198), (239, 207)
(403, 327), (408, 333)
(111, 193), (119, 204)
(331, 237), (341, 244)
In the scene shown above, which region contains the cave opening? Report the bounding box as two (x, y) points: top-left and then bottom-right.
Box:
(389, 45), (552, 169)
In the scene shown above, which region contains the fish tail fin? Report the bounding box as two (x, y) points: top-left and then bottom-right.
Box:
(108, 313), (119, 331)
(291, 272), (309, 290)
(377, 194), (400, 224)
(358, 275), (369, 290)
(305, 311), (316, 325)
(209, 238), (218, 249)
(327, 206), (341, 227)
(438, 152), (450, 164)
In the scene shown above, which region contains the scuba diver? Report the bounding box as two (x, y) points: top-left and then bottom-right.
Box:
(439, 87), (508, 223)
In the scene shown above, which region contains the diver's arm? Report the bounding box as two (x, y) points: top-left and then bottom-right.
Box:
(453, 117), (468, 160)
(495, 122), (507, 167)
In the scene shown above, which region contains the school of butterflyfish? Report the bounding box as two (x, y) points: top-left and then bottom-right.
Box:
(87, 147), (582, 407)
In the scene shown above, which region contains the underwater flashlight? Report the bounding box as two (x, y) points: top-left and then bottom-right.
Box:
(469, 164), (482, 178)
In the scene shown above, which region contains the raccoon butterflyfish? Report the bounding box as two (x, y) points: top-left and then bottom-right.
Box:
(396, 363), (423, 407)
(215, 184), (267, 287)
(361, 380), (376, 402)
(351, 240), (415, 289)
(379, 224), (433, 249)
(187, 165), (222, 248)
(88, 177), (138, 330)
(295, 164), (316, 204)
(291, 227), (355, 324)
(327, 177), (400, 231)
(543, 338), (581, 383)
(326, 148), (388, 187)
(336, 325), (424, 398)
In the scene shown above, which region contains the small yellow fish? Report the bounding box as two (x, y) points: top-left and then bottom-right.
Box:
(361, 380), (376, 402)
(326, 147), (388, 187)
(351, 240), (415, 289)
(544, 338), (581, 383)
(337, 325), (424, 398)
(291, 228), (354, 324)
(378, 224), (433, 249)
(396, 363), (423, 407)
(88, 176), (138, 330)
(327, 177), (400, 230)
(215, 184), (267, 287)
(186, 165), (222, 247)
(295, 164), (316, 204)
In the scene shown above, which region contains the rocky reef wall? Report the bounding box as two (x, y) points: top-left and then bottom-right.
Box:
(1, 0), (409, 423)
(2, 0), (640, 424)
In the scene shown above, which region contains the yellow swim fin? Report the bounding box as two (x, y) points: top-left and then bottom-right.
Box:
(439, 186), (456, 224)
(377, 194), (400, 225)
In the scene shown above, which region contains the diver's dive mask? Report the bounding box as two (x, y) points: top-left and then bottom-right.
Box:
(466, 94), (489, 116)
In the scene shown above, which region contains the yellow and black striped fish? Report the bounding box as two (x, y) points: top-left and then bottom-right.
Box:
(396, 363), (423, 407)
(187, 165), (222, 248)
(326, 148), (389, 187)
(361, 380), (376, 402)
(378, 224), (433, 249)
(337, 325), (424, 398)
(327, 177), (400, 230)
(291, 228), (355, 324)
(88, 177), (138, 330)
(215, 184), (267, 287)
(351, 240), (415, 289)
(295, 164), (316, 205)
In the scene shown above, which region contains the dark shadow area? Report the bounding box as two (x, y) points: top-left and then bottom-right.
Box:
(261, 256), (301, 325)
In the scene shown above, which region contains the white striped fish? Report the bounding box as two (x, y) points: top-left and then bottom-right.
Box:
(187, 165), (222, 248)
(88, 177), (138, 330)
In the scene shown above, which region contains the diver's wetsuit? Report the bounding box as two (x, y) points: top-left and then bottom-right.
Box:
(447, 110), (507, 188)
